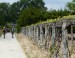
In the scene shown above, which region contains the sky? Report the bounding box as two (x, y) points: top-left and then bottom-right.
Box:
(44, 0), (72, 10)
(0, 0), (19, 4)
(0, 0), (72, 10)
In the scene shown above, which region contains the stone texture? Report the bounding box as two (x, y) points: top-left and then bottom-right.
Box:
(62, 22), (68, 58)
(21, 19), (75, 58)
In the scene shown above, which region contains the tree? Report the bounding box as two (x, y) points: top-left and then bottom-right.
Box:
(9, 0), (47, 24)
(17, 7), (45, 27)
(67, 0), (75, 13)
(17, 0), (47, 32)
(20, 0), (47, 10)
(9, 1), (20, 23)
(45, 9), (71, 20)
(30, 0), (47, 10)
(0, 3), (10, 25)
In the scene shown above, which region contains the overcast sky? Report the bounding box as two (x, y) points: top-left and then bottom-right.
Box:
(0, 0), (72, 10)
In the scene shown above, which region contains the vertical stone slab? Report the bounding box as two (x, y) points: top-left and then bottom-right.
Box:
(21, 27), (25, 35)
(71, 26), (73, 47)
(36, 26), (39, 44)
(21, 27), (23, 34)
(27, 27), (29, 36)
(29, 26), (32, 38)
(25, 27), (27, 36)
(37, 26), (40, 45)
(55, 28), (58, 46)
(26, 27), (28, 36)
(28, 26), (31, 38)
(45, 24), (49, 49)
(62, 22), (68, 58)
(56, 27), (61, 46)
(31, 26), (34, 39)
(40, 25), (43, 46)
(55, 28), (60, 58)
(24, 27), (26, 35)
(48, 26), (52, 48)
(51, 23), (56, 45)
(28, 27), (30, 37)
(33, 26), (37, 42)
(33, 26), (35, 40)
(27, 27), (29, 37)
(47, 25), (50, 49)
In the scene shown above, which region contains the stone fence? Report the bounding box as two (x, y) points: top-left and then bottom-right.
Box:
(21, 19), (75, 58)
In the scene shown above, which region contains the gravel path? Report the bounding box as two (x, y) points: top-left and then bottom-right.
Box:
(0, 33), (27, 58)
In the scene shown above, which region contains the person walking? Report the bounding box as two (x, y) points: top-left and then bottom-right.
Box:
(2, 27), (6, 38)
(11, 27), (14, 38)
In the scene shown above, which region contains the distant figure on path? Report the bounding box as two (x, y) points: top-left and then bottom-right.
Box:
(11, 27), (14, 38)
(2, 27), (6, 38)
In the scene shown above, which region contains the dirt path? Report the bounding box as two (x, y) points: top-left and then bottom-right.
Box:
(0, 33), (27, 58)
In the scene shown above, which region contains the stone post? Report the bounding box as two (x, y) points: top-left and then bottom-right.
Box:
(25, 27), (27, 36)
(33, 26), (37, 42)
(29, 26), (34, 39)
(31, 26), (34, 39)
(26, 27), (28, 36)
(21, 27), (25, 35)
(27, 27), (29, 37)
(40, 25), (43, 46)
(27, 27), (29, 36)
(36, 26), (39, 44)
(45, 24), (49, 49)
(62, 22), (68, 58)
(71, 25), (73, 47)
(29, 26), (32, 38)
(37, 26), (40, 45)
(24, 27), (26, 35)
(51, 23), (56, 45)
(33, 26), (36, 41)
(28, 27), (31, 37)
(48, 27), (52, 48)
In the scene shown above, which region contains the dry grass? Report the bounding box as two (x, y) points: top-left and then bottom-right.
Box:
(16, 33), (50, 58)
(0, 29), (2, 37)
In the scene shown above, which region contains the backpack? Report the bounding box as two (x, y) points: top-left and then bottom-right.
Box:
(11, 28), (14, 33)
(3, 29), (6, 33)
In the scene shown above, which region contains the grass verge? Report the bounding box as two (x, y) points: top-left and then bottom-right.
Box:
(16, 33), (50, 58)
(0, 29), (2, 37)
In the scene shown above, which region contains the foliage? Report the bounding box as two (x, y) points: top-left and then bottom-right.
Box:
(17, 7), (46, 27)
(9, 1), (20, 23)
(17, 0), (47, 32)
(20, 0), (47, 10)
(29, 15), (75, 26)
(0, 0), (74, 32)
(48, 9), (71, 19)
(0, 0), (47, 31)
(0, 3), (10, 25)
(16, 25), (21, 33)
(66, 0), (75, 14)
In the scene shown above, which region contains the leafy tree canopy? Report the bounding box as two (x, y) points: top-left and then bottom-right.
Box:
(20, 0), (47, 10)
(0, 3), (10, 25)
(67, 0), (75, 12)
(17, 7), (46, 27)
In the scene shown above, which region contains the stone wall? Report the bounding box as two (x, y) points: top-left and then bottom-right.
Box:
(21, 19), (75, 58)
